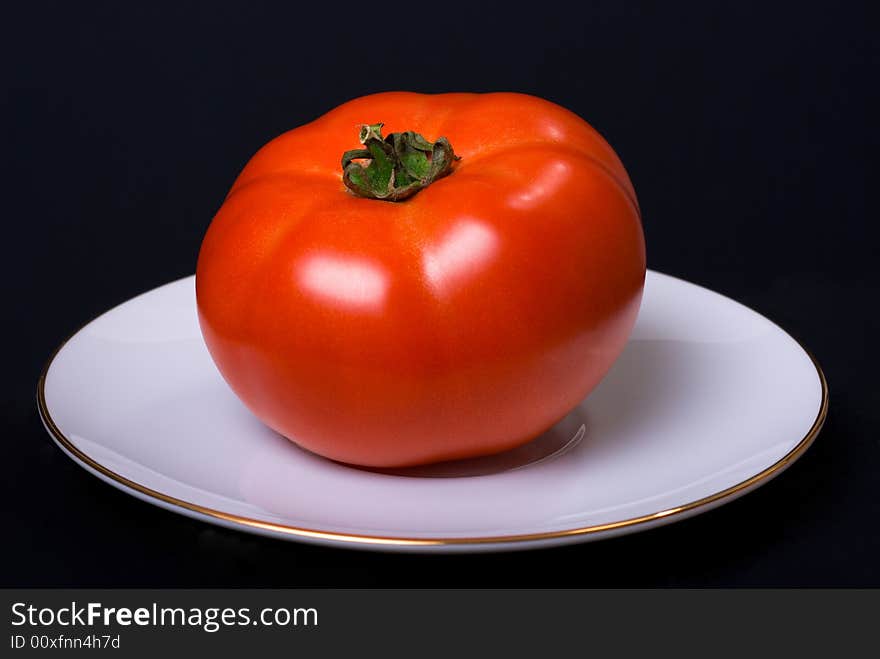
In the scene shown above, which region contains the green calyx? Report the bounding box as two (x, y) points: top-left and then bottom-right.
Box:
(341, 123), (460, 201)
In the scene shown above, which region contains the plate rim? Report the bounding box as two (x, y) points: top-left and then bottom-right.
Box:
(37, 271), (829, 549)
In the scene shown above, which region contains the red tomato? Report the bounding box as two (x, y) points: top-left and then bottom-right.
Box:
(196, 92), (645, 467)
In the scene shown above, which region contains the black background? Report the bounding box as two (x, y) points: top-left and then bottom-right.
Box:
(3, 2), (877, 586)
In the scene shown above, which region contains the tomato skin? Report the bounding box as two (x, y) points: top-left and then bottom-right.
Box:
(196, 92), (645, 468)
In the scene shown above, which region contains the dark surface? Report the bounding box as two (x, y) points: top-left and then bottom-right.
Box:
(3, 2), (877, 586)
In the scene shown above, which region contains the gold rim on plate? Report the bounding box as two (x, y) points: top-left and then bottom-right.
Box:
(36, 282), (829, 548)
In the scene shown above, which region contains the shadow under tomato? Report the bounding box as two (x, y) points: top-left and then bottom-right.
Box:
(362, 413), (589, 479)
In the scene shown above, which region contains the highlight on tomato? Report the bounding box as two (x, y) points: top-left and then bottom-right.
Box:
(196, 92), (646, 467)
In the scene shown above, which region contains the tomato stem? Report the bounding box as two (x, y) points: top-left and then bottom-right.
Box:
(341, 124), (460, 201)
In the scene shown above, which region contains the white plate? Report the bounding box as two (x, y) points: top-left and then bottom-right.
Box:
(38, 271), (827, 553)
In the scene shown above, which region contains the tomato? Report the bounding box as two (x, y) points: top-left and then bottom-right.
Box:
(196, 92), (645, 468)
